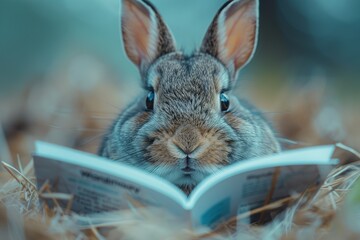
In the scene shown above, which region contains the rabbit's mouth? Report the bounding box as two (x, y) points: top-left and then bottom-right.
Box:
(171, 162), (216, 187)
(181, 156), (196, 175)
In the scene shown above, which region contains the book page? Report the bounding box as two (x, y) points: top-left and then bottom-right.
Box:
(187, 145), (336, 228)
(33, 142), (189, 219)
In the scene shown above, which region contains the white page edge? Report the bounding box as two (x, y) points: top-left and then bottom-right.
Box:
(33, 141), (188, 207)
(186, 145), (336, 209)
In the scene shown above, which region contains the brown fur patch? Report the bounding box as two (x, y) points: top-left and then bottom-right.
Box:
(146, 129), (177, 165)
(199, 129), (232, 165)
(224, 112), (243, 132)
(133, 111), (151, 127)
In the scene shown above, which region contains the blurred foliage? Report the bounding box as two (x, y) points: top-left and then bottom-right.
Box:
(0, 0), (359, 98)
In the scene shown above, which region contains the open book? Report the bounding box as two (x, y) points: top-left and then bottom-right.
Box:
(33, 142), (336, 228)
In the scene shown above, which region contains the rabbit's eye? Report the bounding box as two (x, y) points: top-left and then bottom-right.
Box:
(220, 93), (230, 112)
(146, 91), (155, 110)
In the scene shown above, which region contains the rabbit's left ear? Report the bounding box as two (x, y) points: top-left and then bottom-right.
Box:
(201, 0), (259, 78)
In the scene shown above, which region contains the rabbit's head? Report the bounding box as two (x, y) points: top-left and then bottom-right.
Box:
(100, 0), (280, 193)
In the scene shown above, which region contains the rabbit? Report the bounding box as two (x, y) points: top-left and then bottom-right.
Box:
(99, 0), (281, 195)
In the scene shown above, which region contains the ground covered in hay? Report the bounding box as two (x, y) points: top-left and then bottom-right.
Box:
(0, 76), (360, 239)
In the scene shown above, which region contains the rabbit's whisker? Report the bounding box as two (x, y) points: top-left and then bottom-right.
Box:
(77, 133), (107, 147)
(90, 115), (115, 121)
(47, 124), (107, 132)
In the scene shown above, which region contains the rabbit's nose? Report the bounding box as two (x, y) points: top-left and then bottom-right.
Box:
(172, 124), (202, 155)
(173, 141), (200, 156)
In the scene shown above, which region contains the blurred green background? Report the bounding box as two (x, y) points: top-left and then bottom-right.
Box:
(1, 0), (359, 97)
(0, 0), (359, 159)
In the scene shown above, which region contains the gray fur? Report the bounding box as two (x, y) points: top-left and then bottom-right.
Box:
(100, 0), (280, 194)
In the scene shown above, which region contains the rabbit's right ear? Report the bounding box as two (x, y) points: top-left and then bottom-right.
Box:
(121, 0), (176, 71)
(201, 0), (259, 79)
